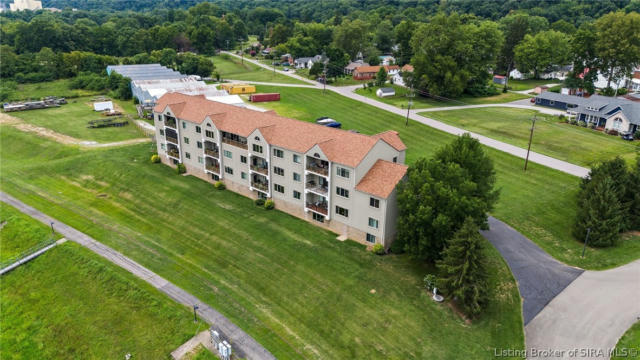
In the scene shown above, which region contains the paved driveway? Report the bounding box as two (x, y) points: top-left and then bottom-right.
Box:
(480, 217), (584, 325)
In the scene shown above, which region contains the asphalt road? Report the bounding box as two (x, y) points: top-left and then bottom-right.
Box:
(480, 216), (584, 325)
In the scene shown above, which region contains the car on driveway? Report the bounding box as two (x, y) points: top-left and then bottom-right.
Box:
(621, 132), (634, 141)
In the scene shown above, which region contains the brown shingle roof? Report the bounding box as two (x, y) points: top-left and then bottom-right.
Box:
(354, 65), (400, 74)
(355, 160), (408, 198)
(372, 130), (407, 151)
(154, 93), (402, 167)
(401, 64), (414, 72)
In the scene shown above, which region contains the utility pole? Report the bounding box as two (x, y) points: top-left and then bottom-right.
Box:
(240, 39), (244, 64)
(226, 40), (229, 51)
(322, 52), (327, 95)
(405, 85), (414, 126)
(524, 114), (537, 171)
(581, 228), (591, 258)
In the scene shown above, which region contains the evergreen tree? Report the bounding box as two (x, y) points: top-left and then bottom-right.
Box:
(629, 155), (640, 230)
(375, 66), (387, 87)
(573, 175), (623, 248)
(581, 157), (632, 231)
(436, 218), (489, 317)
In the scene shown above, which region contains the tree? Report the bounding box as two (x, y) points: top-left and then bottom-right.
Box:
(567, 23), (599, 94)
(434, 133), (499, 223)
(393, 20), (415, 65)
(332, 19), (369, 59)
(551, 19), (576, 34)
(498, 13), (549, 72)
(374, 20), (394, 53)
(325, 46), (349, 79)
(375, 66), (387, 86)
(573, 175), (623, 248)
(595, 11), (640, 88)
(396, 158), (489, 262)
(436, 218), (489, 317)
(308, 61), (323, 78)
(269, 23), (291, 46)
(629, 156), (640, 230)
(514, 30), (570, 78)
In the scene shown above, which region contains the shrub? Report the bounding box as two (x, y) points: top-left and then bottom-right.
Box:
(573, 175), (622, 247)
(558, 114), (566, 122)
(606, 129), (619, 136)
(570, 119), (578, 125)
(579, 121), (587, 127)
(634, 131), (640, 140)
(213, 181), (225, 190)
(423, 274), (438, 291)
(372, 243), (385, 255)
(175, 163), (186, 174)
(264, 199), (275, 210)
(589, 123), (597, 129)
(150, 154), (160, 163)
(254, 198), (265, 206)
(390, 237), (405, 254)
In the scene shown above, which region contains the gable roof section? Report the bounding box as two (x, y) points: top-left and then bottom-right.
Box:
(354, 65), (400, 74)
(355, 160), (408, 198)
(154, 93), (404, 167)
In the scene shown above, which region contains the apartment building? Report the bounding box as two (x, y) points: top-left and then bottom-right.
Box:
(153, 93), (408, 248)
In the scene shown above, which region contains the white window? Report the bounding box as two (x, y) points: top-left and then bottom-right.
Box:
(274, 166), (284, 176)
(293, 154), (301, 163)
(613, 118), (623, 131)
(336, 187), (349, 198)
(312, 212), (324, 223)
(293, 190), (301, 199)
(370, 197), (380, 208)
(366, 233), (376, 243)
(274, 149), (284, 158)
(198, 156), (203, 164)
(185, 152), (191, 159)
(225, 166), (233, 175)
(274, 184), (284, 193)
(368, 217), (379, 229)
(293, 172), (301, 181)
(224, 150), (232, 158)
(161, 143), (166, 150)
(337, 167), (350, 178)
(241, 172), (247, 179)
(253, 144), (263, 153)
(205, 130), (215, 138)
(335, 206), (349, 217)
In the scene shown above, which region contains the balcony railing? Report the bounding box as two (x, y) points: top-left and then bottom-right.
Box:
(250, 164), (268, 175)
(306, 202), (328, 215)
(205, 164), (220, 173)
(204, 148), (219, 158)
(222, 137), (248, 149)
(165, 119), (177, 129)
(166, 135), (179, 144)
(251, 181), (269, 192)
(306, 163), (329, 176)
(167, 149), (180, 159)
(306, 182), (328, 195)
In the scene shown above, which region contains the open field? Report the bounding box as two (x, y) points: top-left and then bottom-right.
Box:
(507, 79), (562, 91)
(211, 55), (307, 85)
(0, 241), (200, 359)
(255, 85), (640, 270)
(0, 126), (524, 359)
(8, 95), (143, 143)
(613, 321), (640, 359)
(355, 85), (530, 109)
(3, 79), (103, 102)
(422, 107), (640, 167)
(0, 203), (62, 264)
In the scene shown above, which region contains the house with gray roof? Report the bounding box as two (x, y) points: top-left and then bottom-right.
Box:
(535, 92), (640, 134)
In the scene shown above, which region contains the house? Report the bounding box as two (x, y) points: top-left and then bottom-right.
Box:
(281, 54), (294, 65)
(153, 93), (408, 248)
(9, 0), (42, 11)
(534, 92), (640, 134)
(493, 75), (507, 85)
(294, 55), (327, 69)
(344, 60), (369, 75)
(353, 65), (400, 80)
(393, 64), (413, 87)
(509, 69), (524, 80)
(540, 65), (573, 81)
(534, 85), (549, 94)
(376, 88), (396, 98)
(379, 55), (396, 66)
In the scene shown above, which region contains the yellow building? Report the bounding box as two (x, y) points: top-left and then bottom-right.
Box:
(220, 83), (256, 95)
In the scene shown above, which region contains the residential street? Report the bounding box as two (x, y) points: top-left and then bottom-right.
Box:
(0, 192), (276, 360)
(221, 52), (590, 178)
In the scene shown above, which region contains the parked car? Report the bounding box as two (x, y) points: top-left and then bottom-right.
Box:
(283, 67), (289, 72)
(315, 116), (335, 124)
(621, 132), (634, 141)
(282, 62), (291, 67)
(316, 77), (327, 84)
(530, 97), (536, 103)
(272, 62), (281, 66)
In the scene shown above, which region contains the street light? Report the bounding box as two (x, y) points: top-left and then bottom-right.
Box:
(50, 221), (54, 235)
(193, 304), (199, 322)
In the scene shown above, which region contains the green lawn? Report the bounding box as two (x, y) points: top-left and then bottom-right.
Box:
(421, 107), (640, 167)
(254, 85), (640, 270)
(0, 203), (62, 264)
(0, 126), (524, 359)
(9, 95), (144, 143)
(507, 79), (561, 91)
(0, 241), (201, 359)
(355, 85), (530, 109)
(5, 79), (102, 101)
(184, 345), (217, 360)
(613, 321), (640, 359)
(212, 54), (308, 85)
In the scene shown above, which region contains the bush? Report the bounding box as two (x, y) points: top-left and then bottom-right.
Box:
(390, 237), (405, 254)
(254, 198), (265, 206)
(589, 123), (597, 129)
(606, 129), (619, 136)
(570, 119), (578, 125)
(423, 274), (437, 291)
(264, 199), (275, 210)
(150, 154), (160, 163)
(579, 121), (587, 127)
(634, 131), (640, 140)
(213, 181), (225, 190)
(372, 243), (385, 255)
(558, 114), (566, 122)
(175, 163), (186, 174)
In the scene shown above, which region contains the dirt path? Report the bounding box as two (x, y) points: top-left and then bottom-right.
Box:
(0, 112), (150, 148)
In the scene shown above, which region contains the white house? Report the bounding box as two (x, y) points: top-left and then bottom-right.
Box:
(376, 88), (395, 98)
(509, 69), (524, 80)
(393, 64), (414, 87)
(294, 55), (327, 69)
(379, 55), (395, 66)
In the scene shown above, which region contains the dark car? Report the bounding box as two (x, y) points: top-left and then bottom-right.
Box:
(530, 97), (536, 103)
(621, 132), (634, 141)
(316, 77), (327, 84)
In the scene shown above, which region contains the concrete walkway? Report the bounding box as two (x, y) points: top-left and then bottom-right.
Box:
(222, 52), (589, 178)
(0, 192), (276, 360)
(171, 330), (215, 360)
(525, 259), (640, 359)
(480, 217), (584, 325)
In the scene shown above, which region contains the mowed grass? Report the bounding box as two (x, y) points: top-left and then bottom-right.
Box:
(6, 79), (102, 101)
(0, 203), (62, 264)
(212, 55), (308, 85)
(507, 79), (561, 91)
(355, 85), (530, 109)
(8, 95), (143, 143)
(0, 241), (201, 359)
(423, 107), (640, 167)
(254, 85), (640, 269)
(613, 321), (640, 359)
(0, 127), (524, 359)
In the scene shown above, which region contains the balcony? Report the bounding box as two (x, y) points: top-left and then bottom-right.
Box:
(251, 181), (269, 192)
(205, 163), (220, 174)
(167, 148), (180, 159)
(306, 157), (329, 176)
(306, 202), (328, 216)
(222, 137), (248, 150)
(250, 164), (268, 175)
(166, 135), (179, 144)
(204, 148), (219, 158)
(165, 117), (177, 129)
